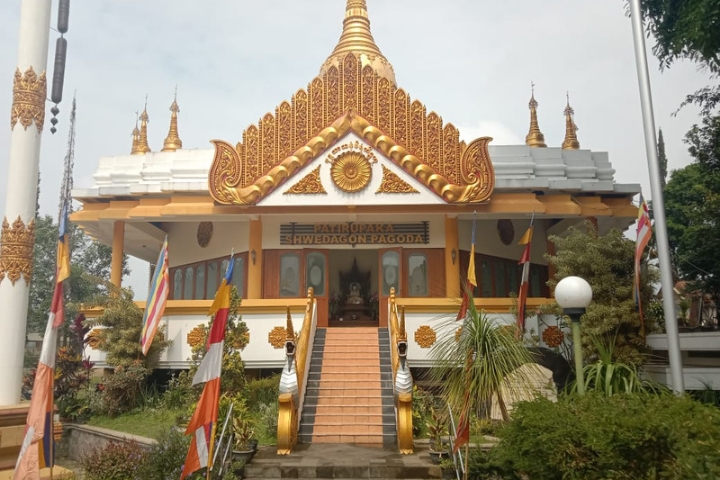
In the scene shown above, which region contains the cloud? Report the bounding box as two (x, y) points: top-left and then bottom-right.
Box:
(457, 122), (525, 146)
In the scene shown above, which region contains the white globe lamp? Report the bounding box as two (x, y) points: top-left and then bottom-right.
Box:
(554, 276), (593, 395)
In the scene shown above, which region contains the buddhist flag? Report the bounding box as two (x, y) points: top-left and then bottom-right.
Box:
(140, 237), (169, 356)
(180, 256), (234, 480)
(14, 211), (71, 479)
(635, 196), (652, 336)
(516, 215), (534, 336)
(467, 214), (477, 288)
(453, 390), (471, 454)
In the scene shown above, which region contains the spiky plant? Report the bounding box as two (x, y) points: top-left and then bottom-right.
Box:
(429, 295), (535, 422)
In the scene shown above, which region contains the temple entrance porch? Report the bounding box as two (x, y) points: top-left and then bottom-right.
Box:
(327, 250), (379, 327)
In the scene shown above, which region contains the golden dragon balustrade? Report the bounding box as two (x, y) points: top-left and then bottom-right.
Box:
(277, 288), (316, 454)
(388, 288), (414, 453)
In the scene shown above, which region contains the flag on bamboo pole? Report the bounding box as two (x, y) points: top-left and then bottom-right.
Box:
(467, 214), (477, 288)
(180, 255), (234, 480)
(140, 237), (169, 355)
(453, 389), (471, 454)
(456, 280), (469, 321)
(14, 208), (71, 479)
(635, 196), (652, 336)
(516, 214), (534, 336)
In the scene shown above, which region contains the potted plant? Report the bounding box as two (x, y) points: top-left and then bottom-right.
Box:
(232, 416), (256, 464)
(438, 457), (457, 480)
(426, 408), (449, 464)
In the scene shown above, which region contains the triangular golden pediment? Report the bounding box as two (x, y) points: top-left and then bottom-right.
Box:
(376, 165), (418, 194)
(283, 165), (327, 195)
(209, 111), (494, 205)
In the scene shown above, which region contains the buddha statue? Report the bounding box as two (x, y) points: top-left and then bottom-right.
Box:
(347, 282), (364, 305)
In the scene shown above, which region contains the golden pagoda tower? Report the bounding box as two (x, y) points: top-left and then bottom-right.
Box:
(320, 0), (396, 85)
(137, 99), (151, 154)
(525, 83), (547, 148)
(130, 112), (141, 155)
(162, 89), (183, 152)
(562, 93), (580, 150)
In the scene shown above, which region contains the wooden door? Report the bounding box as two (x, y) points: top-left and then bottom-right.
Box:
(378, 248), (402, 328)
(305, 249), (329, 327)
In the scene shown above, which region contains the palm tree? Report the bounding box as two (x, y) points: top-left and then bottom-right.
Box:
(428, 296), (536, 423)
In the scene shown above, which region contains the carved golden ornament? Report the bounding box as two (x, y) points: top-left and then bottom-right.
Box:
(268, 326), (287, 349)
(377, 165), (418, 194)
(210, 111), (494, 205)
(186, 325), (206, 348)
(542, 325), (565, 348)
(284, 165), (327, 194)
(329, 151), (372, 193)
(208, 52), (495, 204)
(86, 329), (105, 350)
(11, 67), (47, 131)
(0, 216), (36, 285)
(197, 221), (213, 248)
(414, 325), (437, 348)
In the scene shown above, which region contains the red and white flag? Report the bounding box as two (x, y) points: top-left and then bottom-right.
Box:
(180, 257), (234, 480)
(516, 215), (534, 336)
(635, 196), (652, 336)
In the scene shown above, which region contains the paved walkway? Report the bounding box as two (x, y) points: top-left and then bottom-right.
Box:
(244, 443), (443, 479)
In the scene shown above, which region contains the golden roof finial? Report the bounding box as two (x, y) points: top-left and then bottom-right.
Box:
(130, 111), (142, 155)
(562, 92), (580, 150)
(525, 82), (547, 148)
(320, 0), (396, 85)
(286, 307), (295, 340)
(137, 96), (151, 154)
(162, 87), (183, 152)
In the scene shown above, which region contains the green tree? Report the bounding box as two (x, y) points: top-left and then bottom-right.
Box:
(428, 298), (534, 423)
(27, 215), (59, 335)
(664, 163), (720, 303)
(546, 222), (658, 365)
(91, 286), (171, 370)
(658, 127), (668, 187)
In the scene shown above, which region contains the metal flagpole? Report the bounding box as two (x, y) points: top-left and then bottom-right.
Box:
(628, 0), (684, 393)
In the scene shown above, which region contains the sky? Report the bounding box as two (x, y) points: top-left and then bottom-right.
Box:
(0, 0), (714, 300)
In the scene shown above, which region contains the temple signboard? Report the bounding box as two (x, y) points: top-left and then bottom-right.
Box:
(280, 222), (429, 246)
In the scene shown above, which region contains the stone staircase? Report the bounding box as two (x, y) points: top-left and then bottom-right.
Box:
(299, 327), (396, 446)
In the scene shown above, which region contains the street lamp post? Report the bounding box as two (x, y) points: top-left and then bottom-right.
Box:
(555, 276), (593, 396)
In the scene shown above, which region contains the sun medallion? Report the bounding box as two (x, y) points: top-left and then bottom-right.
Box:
(330, 151), (372, 193)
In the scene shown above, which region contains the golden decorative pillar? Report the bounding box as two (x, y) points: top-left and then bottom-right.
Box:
(562, 93), (580, 150)
(525, 83), (547, 148)
(444, 216), (460, 297)
(247, 218), (263, 299)
(161, 89), (182, 152)
(111, 221), (125, 288)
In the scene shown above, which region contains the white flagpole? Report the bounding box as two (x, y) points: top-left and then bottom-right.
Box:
(628, 0), (684, 393)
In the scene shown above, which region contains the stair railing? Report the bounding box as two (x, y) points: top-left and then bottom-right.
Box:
(277, 287), (316, 454)
(446, 404), (465, 480)
(388, 288), (414, 453)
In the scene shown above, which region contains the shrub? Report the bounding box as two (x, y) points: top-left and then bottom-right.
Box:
(99, 363), (149, 416)
(487, 392), (720, 479)
(136, 428), (190, 480)
(245, 374), (280, 409)
(80, 441), (147, 480)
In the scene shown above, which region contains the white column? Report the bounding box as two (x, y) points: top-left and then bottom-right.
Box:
(0, 0), (52, 406)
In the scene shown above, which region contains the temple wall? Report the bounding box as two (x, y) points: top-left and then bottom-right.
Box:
(165, 221), (250, 267)
(458, 219), (549, 265)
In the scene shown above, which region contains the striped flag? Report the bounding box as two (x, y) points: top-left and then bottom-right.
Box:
(516, 215), (534, 336)
(140, 237), (169, 356)
(180, 256), (234, 480)
(635, 196), (652, 337)
(14, 209), (71, 479)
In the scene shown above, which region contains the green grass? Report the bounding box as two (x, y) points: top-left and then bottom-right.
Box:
(87, 407), (184, 439)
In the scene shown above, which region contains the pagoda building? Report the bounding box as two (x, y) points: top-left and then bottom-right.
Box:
(72, 0), (639, 371)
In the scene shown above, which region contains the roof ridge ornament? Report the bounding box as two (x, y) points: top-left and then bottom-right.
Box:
(525, 82), (547, 148)
(562, 92), (580, 150)
(320, 0), (396, 85)
(162, 86), (183, 152)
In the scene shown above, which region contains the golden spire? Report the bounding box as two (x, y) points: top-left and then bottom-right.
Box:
(130, 112), (142, 155)
(137, 97), (151, 154)
(320, 0), (396, 85)
(162, 87), (183, 152)
(525, 82), (547, 148)
(562, 92), (580, 150)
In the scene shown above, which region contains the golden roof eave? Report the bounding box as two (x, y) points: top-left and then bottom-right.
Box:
(209, 110), (495, 205)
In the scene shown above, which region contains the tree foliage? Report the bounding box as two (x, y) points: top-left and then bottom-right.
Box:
(546, 223), (658, 365)
(639, 0), (720, 74)
(664, 162), (720, 301)
(91, 286), (171, 370)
